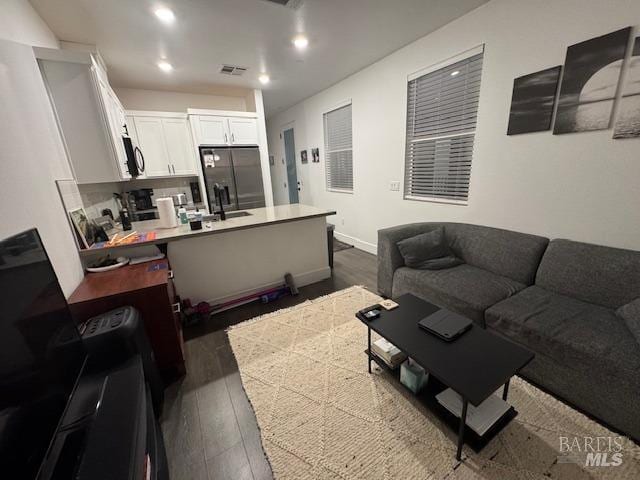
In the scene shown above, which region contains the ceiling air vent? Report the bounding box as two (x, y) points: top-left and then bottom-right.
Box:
(261, 0), (304, 10)
(219, 65), (248, 76)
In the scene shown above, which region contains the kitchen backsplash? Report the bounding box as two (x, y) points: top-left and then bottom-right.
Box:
(58, 176), (203, 235)
(125, 176), (200, 207)
(75, 176), (202, 220)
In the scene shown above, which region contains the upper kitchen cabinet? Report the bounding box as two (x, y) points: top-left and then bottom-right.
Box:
(188, 110), (259, 146)
(162, 118), (197, 175)
(228, 117), (259, 145)
(128, 112), (198, 178)
(132, 117), (169, 177)
(191, 115), (229, 145)
(96, 76), (131, 180)
(36, 48), (130, 183)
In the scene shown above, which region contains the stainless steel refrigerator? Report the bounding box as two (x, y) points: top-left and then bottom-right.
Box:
(199, 146), (265, 212)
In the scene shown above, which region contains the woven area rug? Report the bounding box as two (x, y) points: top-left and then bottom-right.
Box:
(227, 286), (640, 479)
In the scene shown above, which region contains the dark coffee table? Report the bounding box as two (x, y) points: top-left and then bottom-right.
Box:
(359, 293), (534, 461)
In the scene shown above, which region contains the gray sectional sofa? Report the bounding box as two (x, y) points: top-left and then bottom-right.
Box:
(378, 222), (640, 441)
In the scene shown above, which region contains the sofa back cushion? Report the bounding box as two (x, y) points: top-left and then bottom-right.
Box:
(443, 223), (549, 285)
(536, 239), (640, 308)
(397, 227), (449, 266)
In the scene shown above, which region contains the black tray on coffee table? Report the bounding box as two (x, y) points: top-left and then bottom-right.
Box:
(358, 293), (534, 461)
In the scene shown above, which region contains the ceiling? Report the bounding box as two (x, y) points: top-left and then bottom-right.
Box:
(30, 0), (489, 116)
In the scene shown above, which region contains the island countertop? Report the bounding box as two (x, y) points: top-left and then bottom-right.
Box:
(81, 204), (336, 257)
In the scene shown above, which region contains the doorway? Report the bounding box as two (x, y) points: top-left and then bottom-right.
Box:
(283, 127), (299, 204)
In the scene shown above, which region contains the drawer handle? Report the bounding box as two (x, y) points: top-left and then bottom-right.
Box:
(172, 302), (181, 314)
(168, 270), (174, 279)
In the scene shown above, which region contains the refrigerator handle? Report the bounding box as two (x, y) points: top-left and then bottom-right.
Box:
(224, 133), (228, 144)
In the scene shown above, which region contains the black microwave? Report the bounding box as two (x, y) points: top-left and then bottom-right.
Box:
(122, 135), (145, 177)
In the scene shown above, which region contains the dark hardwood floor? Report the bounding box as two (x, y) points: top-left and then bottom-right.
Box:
(161, 247), (377, 480)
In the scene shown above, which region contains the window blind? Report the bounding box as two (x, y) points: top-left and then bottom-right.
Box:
(324, 103), (353, 192)
(404, 51), (483, 203)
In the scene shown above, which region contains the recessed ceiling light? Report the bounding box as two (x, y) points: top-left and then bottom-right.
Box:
(450, 70), (460, 76)
(154, 7), (175, 24)
(158, 61), (173, 72)
(293, 35), (309, 50)
(258, 74), (270, 84)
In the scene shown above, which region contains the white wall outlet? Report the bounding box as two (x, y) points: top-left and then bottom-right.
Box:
(390, 181), (400, 191)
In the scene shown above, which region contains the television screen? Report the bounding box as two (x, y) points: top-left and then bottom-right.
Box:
(0, 229), (86, 479)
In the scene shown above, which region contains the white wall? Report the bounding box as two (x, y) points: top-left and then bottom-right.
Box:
(267, 0), (640, 253)
(253, 89), (275, 207)
(0, 0), (59, 48)
(0, 2), (85, 297)
(114, 87), (251, 113)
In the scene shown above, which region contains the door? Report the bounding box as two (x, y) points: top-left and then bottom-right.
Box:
(228, 118), (258, 145)
(197, 116), (229, 145)
(134, 117), (172, 177)
(231, 148), (265, 210)
(162, 118), (197, 175)
(200, 147), (238, 211)
(283, 128), (299, 204)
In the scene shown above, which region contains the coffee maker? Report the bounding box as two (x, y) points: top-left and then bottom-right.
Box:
(126, 189), (155, 221)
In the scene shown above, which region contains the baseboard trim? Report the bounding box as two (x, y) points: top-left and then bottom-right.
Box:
(205, 266), (332, 309)
(334, 231), (377, 255)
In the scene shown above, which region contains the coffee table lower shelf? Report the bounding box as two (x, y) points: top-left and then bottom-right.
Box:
(365, 350), (518, 456)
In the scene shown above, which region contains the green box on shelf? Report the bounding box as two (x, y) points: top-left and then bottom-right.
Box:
(400, 358), (427, 394)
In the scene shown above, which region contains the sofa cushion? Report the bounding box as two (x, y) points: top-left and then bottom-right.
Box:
(443, 223), (549, 285)
(535, 239), (640, 309)
(415, 256), (463, 270)
(396, 227), (461, 270)
(617, 298), (640, 346)
(485, 286), (640, 380)
(392, 264), (525, 325)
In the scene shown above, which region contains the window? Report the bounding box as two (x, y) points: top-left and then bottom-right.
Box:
(404, 47), (484, 204)
(324, 102), (353, 192)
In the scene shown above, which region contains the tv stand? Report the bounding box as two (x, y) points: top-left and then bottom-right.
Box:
(37, 356), (168, 480)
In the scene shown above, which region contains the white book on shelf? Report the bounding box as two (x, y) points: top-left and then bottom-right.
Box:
(371, 338), (406, 365)
(435, 388), (510, 436)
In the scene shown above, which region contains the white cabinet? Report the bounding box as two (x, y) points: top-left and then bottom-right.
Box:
(196, 116), (229, 145)
(38, 54), (124, 183)
(97, 77), (131, 179)
(129, 114), (198, 178)
(133, 117), (171, 177)
(228, 117), (259, 145)
(163, 118), (196, 176)
(189, 114), (258, 146)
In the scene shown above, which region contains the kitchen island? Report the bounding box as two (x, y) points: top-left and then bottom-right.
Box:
(82, 204), (335, 306)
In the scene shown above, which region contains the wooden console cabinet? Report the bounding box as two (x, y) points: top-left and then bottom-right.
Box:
(68, 259), (185, 380)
